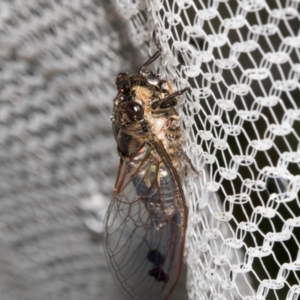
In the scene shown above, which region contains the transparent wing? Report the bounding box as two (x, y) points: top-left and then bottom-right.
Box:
(104, 142), (187, 300)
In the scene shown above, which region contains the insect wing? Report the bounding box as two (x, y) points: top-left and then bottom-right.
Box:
(104, 144), (187, 300)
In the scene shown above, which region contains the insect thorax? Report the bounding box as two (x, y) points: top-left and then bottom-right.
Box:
(112, 73), (182, 174)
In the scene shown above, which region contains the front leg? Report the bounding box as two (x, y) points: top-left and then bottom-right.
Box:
(151, 88), (190, 109)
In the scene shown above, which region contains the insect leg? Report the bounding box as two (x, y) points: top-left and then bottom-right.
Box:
(139, 51), (161, 74)
(138, 31), (163, 73)
(173, 143), (201, 175)
(151, 87), (190, 109)
(152, 30), (162, 53)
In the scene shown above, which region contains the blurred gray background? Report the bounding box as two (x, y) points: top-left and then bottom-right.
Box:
(0, 1), (188, 299)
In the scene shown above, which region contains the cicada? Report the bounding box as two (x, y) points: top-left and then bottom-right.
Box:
(104, 39), (197, 300)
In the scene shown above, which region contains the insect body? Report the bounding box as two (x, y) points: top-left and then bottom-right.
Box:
(104, 47), (194, 300)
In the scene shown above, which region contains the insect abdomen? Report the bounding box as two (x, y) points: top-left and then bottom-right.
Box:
(131, 156), (177, 230)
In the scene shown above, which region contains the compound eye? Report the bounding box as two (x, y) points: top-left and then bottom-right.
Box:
(124, 101), (144, 120)
(115, 73), (130, 94)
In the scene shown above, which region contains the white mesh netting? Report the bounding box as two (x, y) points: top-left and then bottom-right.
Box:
(117, 0), (300, 299)
(1, 0), (300, 300)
